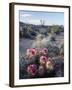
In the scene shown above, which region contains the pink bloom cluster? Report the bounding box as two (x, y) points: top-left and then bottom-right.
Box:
(27, 48), (36, 55)
(41, 48), (48, 55)
(25, 48), (53, 77)
(40, 56), (48, 65)
(26, 48), (48, 58)
(27, 64), (37, 76)
(26, 48), (37, 58)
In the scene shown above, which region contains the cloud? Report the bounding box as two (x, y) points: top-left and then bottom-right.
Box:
(20, 14), (32, 17)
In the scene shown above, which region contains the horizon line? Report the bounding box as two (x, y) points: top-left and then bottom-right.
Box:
(19, 21), (64, 26)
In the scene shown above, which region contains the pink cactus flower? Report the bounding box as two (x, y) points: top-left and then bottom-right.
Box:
(40, 56), (48, 65)
(27, 64), (37, 76)
(31, 48), (37, 55)
(26, 48), (37, 58)
(26, 49), (32, 56)
(41, 48), (48, 55)
(43, 48), (48, 52)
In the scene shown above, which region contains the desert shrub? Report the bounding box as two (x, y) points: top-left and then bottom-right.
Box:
(47, 27), (51, 33)
(19, 30), (24, 38)
(50, 25), (60, 34)
(20, 25), (37, 39)
(24, 32), (35, 39)
(60, 43), (64, 49)
(50, 35), (56, 41)
(52, 57), (64, 77)
(47, 45), (60, 57)
(60, 43), (64, 56)
(24, 32), (31, 38)
(30, 31), (37, 36)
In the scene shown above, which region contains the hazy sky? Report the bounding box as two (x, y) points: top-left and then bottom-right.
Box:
(19, 10), (64, 25)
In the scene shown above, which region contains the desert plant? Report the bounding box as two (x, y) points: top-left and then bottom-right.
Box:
(50, 25), (60, 34)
